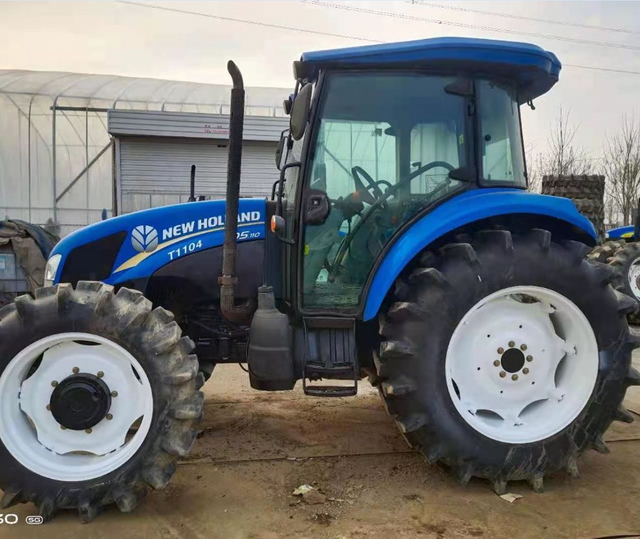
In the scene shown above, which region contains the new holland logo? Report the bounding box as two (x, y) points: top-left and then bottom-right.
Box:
(131, 225), (159, 253)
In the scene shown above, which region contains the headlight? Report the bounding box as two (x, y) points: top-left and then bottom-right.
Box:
(44, 254), (62, 287)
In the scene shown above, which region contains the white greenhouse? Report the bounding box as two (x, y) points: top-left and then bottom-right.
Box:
(0, 70), (290, 236)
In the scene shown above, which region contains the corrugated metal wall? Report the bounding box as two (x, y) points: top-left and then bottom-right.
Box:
(117, 137), (279, 213)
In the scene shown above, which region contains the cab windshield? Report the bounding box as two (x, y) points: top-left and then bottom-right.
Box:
(301, 72), (521, 311)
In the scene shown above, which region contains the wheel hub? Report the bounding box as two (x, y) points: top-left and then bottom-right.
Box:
(49, 373), (112, 431)
(500, 347), (525, 374)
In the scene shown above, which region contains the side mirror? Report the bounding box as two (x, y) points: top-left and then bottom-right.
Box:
(275, 129), (289, 170)
(290, 83), (312, 141)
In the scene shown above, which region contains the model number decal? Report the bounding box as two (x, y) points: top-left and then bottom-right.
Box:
(236, 230), (261, 240)
(168, 240), (203, 261)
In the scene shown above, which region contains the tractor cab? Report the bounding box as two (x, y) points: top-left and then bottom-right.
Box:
(272, 38), (559, 317)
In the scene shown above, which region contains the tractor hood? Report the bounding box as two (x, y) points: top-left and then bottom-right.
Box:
(49, 198), (267, 286)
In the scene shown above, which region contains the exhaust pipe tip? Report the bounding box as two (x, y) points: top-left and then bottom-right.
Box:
(227, 60), (244, 90)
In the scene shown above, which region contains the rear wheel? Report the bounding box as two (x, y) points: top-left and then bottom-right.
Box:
(600, 242), (640, 325)
(377, 229), (640, 492)
(0, 282), (203, 522)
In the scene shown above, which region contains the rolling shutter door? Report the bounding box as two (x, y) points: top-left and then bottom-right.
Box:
(118, 137), (278, 213)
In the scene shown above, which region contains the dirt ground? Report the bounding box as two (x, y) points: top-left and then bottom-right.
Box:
(2, 355), (640, 538)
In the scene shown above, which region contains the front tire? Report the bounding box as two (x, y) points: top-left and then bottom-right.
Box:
(377, 229), (640, 492)
(0, 282), (203, 522)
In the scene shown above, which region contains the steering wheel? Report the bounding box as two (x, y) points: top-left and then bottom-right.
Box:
(328, 160), (457, 283)
(351, 166), (392, 205)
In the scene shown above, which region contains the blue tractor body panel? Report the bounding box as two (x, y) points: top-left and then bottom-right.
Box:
(301, 37), (561, 103)
(606, 225), (635, 239)
(50, 198), (266, 285)
(362, 188), (596, 321)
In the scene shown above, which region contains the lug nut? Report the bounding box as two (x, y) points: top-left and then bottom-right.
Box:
(497, 347), (504, 354)
(60, 425), (66, 430)
(51, 380), (58, 387)
(46, 404), (51, 411)
(106, 413), (113, 421)
(111, 391), (118, 398)
(508, 341), (515, 348)
(493, 360), (501, 367)
(523, 368), (530, 375)
(520, 344), (527, 351)
(499, 371), (506, 378)
(85, 428), (92, 434)
(526, 355), (533, 362)
(72, 366), (79, 374)
(512, 374), (519, 381)
(97, 371), (104, 378)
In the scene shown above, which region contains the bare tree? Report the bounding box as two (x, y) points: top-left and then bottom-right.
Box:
(527, 108), (594, 192)
(604, 116), (640, 225)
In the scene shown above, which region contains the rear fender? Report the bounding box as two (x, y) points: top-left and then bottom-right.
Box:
(362, 188), (596, 321)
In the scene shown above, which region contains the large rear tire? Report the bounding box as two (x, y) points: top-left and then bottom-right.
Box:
(377, 228), (640, 492)
(598, 242), (640, 325)
(0, 282), (203, 522)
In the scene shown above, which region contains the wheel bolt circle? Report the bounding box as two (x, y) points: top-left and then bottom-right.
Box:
(520, 344), (527, 351)
(106, 413), (113, 420)
(523, 368), (530, 375)
(97, 371), (104, 378)
(51, 380), (58, 387)
(526, 355), (533, 362)
(72, 366), (79, 374)
(508, 341), (515, 348)
(512, 374), (519, 381)
(500, 371), (506, 378)
(493, 360), (500, 367)
(497, 347), (504, 354)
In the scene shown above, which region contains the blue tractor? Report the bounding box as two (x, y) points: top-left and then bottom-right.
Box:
(1, 37), (638, 522)
(589, 210), (640, 323)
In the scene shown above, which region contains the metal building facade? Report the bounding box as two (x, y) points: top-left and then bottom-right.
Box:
(109, 110), (288, 213)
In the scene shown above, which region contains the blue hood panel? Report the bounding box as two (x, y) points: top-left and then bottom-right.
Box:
(51, 199), (266, 285)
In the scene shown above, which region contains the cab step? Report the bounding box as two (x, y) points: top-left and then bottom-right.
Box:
(302, 317), (358, 397)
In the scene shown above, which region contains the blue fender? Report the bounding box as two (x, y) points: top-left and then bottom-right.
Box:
(362, 188), (596, 321)
(606, 225), (635, 239)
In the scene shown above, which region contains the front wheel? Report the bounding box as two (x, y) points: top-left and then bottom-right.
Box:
(377, 228), (640, 492)
(0, 282), (203, 522)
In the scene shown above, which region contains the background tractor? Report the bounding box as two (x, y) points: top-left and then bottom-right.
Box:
(0, 37), (639, 522)
(589, 204), (640, 324)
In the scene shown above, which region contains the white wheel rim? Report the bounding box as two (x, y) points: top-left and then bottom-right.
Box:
(0, 333), (153, 481)
(445, 286), (598, 444)
(628, 256), (640, 300)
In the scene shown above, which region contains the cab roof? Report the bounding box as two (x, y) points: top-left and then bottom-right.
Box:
(299, 37), (561, 103)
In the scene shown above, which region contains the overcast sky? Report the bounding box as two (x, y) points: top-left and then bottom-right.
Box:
(1, 1), (639, 161)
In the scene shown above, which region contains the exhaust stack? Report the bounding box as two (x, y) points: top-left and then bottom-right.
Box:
(219, 61), (256, 322)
